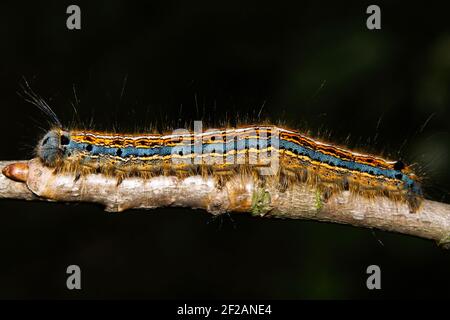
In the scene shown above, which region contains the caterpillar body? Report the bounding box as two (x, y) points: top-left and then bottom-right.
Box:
(36, 124), (423, 212)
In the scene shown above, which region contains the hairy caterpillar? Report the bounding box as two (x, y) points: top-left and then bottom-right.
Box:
(24, 85), (423, 212)
(35, 124), (422, 211)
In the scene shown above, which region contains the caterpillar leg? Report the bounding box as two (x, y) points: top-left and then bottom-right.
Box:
(407, 192), (423, 213)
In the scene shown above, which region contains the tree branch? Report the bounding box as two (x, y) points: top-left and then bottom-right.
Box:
(2, 159), (450, 248)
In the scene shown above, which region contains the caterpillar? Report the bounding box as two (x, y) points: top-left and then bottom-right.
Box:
(36, 123), (423, 212)
(23, 84), (423, 213)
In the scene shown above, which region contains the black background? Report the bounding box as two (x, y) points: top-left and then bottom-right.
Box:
(0, 0), (449, 299)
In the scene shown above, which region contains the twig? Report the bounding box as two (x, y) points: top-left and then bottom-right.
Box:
(1, 159), (450, 248)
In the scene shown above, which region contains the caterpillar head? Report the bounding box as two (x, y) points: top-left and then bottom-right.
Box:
(37, 128), (71, 166)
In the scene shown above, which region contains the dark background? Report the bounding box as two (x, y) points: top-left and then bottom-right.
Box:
(0, 0), (449, 299)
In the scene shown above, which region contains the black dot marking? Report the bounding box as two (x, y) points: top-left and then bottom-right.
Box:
(67, 152), (72, 157)
(179, 150), (183, 156)
(211, 136), (215, 141)
(60, 135), (70, 145)
(395, 173), (403, 180)
(394, 161), (405, 171)
(86, 144), (93, 152)
(116, 148), (122, 156)
(42, 137), (49, 146)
